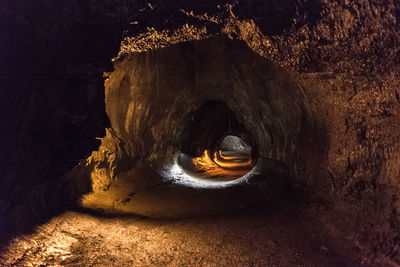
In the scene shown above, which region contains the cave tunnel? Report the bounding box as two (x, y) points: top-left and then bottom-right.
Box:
(1, 1), (400, 266)
(177, 100), (258, 182)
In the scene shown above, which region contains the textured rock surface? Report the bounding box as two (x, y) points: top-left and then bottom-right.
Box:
(105, 37), (321, 172)
(219, 135), (251, 152)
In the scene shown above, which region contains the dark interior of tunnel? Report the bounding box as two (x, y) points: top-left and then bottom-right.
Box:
(1, 0), (400, 266)
(180, 100), (258, 157)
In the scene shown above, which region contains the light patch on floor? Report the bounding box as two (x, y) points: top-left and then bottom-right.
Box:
(1, 210), (356, 266)
(160, 157), (256, 189)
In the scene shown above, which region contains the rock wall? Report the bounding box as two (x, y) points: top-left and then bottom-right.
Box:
(105, 37), (322, 173)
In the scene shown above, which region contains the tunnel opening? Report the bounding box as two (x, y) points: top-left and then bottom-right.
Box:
(177, 100), (258, 182)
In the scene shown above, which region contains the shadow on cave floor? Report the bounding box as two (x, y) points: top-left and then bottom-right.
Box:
(0, 199), (359, 266)
(0, 176), (362, 267)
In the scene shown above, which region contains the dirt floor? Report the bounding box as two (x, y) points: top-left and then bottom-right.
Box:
(0, 206), (360, 267)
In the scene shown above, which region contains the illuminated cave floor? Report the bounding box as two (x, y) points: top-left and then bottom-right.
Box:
(0, 208), (358, 266)
(178, 150), (254, 181)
